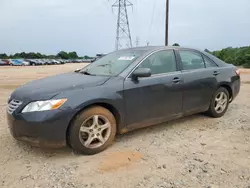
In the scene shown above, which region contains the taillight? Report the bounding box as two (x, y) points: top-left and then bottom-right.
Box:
(235, 69), (240, 76)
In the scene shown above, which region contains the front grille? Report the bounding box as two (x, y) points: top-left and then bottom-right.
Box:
(7, 99), (22, 114)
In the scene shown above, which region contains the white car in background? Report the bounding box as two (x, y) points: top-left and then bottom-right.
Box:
(21, 60), (30, 66)
(52, 59), (61, 65)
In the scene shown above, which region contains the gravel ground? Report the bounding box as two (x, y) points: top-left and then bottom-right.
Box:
(0, 64), (249, 188)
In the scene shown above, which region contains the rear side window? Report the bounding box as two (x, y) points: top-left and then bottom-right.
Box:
(203, 56), (218, 68)
(179, 51), (205, 70)
(139, 50), (177, 75)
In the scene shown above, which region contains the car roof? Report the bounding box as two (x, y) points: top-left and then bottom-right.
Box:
(118, 46), (202, 53)
(117, 46), (228, 67)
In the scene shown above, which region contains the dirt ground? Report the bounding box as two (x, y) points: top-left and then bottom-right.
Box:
(0, 64), (249, 188)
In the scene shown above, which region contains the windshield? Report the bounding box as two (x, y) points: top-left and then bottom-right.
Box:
(80, 50), (145, 76)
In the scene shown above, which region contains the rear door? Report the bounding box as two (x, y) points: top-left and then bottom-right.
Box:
(123, 50), (183, 129)
(176, 50), (219, 114)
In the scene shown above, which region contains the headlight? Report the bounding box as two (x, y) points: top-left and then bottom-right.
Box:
(22, 99), (67, 113)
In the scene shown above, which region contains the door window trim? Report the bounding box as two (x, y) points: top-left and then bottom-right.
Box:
(125, 49), (179, 79)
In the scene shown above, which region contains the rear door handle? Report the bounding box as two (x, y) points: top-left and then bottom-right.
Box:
(173, 77), (181, 83)
(213, 71), (220, 76)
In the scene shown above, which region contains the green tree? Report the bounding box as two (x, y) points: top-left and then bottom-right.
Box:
(242, 54), (250, 68)
(0, 53), (8, 59)
(68, 51), (78, 59)
(204, 49), (210, 53)
(84, 55), (91, 59)
(235, 56), (247, 66)
(172, 43), (180, 46)
(225, 56), (234, 64)
(57, 51), (69, 59)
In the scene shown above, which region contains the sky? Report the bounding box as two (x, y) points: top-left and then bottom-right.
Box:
(0, 0), (249, 56)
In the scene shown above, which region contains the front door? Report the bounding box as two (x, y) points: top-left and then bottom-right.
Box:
(123, 50), (183, 129)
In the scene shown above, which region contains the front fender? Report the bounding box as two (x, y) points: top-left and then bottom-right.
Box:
(55, 81), (125, 129)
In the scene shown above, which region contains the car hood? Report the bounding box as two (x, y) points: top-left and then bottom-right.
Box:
(10, 72), (110, 101)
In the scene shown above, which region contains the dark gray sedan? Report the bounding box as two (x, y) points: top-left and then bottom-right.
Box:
(7, 46), (240, 155)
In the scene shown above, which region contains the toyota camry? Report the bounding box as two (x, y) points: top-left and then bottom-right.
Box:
(7, 46), (240, 155)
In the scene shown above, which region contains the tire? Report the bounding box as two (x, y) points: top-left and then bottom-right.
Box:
(68, 106), (117, 155)
(207, 87), (230, 118)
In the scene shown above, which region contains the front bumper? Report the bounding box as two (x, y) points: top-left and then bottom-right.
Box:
(7, 108), (76, 148)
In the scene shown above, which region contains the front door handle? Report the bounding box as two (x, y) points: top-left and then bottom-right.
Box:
(213, 71), (220, 76)
(173, 77), (181, 83)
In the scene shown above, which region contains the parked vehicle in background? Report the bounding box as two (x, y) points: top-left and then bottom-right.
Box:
(21, 60), (30, 66)
(44, 59), (52, 65)
(81, 59), (95, 63)
(2, 59), (11, 65)
(49, 59), (59, 65)
(54, 60), (61, 65)
(9, 59), (23, 66)
(7, 46), (241, 155)
(58, 59), (65, 64)
(38, 59), (46, 65)
(37, 59), (45, 65)
(0, 59), (9, 65)
(26, 59), (38, 66)
(0, 58), (92, 66)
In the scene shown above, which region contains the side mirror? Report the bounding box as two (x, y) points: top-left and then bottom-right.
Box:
(132, 68), (151, 79)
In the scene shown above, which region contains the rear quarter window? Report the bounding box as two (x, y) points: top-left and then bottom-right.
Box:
(202, 52), (227, 67)
(203, 56), (218, 68)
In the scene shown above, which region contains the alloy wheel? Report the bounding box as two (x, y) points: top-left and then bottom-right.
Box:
(79, 115), (111, 149)
(214, 91), (228, 114)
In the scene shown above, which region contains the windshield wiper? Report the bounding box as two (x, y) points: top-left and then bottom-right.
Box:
(80, 71), (96, 76)
(98, 64), (111, 67)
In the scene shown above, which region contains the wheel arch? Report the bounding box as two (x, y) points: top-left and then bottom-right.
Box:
(66, 101), (122, 146)
(218, 84), (233, 102)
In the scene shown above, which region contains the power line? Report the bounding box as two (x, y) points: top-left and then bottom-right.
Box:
(112, 0), (133, 50)
(102, 0), (112, 11)
(148, 0), (157, 40)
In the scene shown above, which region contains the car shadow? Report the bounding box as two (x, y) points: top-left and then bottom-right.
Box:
(12, 113), (212, 158)
(14, 140), (73, 158)
(116, 113), (211, 140)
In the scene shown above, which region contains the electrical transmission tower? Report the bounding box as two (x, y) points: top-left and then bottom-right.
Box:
(112, 0), (133, 50)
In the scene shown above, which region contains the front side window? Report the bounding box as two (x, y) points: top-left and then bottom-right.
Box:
(138, 50), (177, 75)
(179, 51), (205, 70)
(80, 50), (145, 76)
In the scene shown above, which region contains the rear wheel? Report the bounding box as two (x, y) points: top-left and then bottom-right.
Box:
(68, 106), (117, 155)
(207, 87), (229, 118)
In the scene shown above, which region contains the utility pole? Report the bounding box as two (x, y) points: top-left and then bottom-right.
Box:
(165, 0), (169, 46)
(112, 0), (133, 50)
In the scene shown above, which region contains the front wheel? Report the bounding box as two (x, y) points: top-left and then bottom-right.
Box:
(207, 87), (229, 118)
(68, 106), (117, 155)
